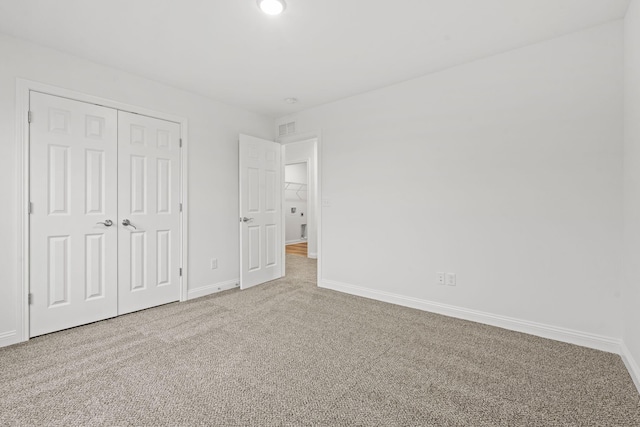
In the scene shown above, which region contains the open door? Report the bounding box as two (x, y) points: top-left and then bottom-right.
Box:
(239, 134), (282, 289)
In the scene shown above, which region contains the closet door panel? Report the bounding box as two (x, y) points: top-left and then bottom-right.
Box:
(29, 92), (118, 337)
(117, 112), (181, 315)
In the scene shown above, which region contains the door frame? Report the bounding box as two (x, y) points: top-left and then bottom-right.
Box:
(278, 131), (322, 287)
(15, 78), (190, 343)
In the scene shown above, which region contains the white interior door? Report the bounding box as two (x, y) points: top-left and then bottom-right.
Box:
(29, 92), (118, 337)
(239, 134), (282, 289)
(117, 111), (182, 315)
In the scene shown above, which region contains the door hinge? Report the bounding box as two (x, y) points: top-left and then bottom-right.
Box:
(179, 268), (183, 277)
(179, 203), (183, 212)
(28, 202), (33, 214)
(28, 293), (33, 305)
(28, 111), (32, 123)
(179, 138), (183, 148)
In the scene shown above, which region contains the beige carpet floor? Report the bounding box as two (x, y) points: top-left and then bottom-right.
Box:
(1, 254), (639, 426)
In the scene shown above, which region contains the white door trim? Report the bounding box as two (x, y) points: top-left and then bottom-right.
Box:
(277, 130), (323, 288)
(15, 78), (190, 344)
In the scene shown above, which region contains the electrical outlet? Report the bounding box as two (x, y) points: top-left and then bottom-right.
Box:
(437, 272), (446, 285)
(211, 258), (218, 269)
(446, 273), (456, 286)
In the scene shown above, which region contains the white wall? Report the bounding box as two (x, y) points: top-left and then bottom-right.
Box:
(0, 34), (273, 346)
(623, 0), (640, 391)
(285, 200), (307, 244)
(289, 22), (624, 346)
(283, 140), (318, 257)
(285, 163), (308, 186)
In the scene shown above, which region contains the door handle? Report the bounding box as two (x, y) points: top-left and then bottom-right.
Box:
(96, 219), (113, 227)
(241, 217), (254, 223)
(122, 219), (137, 229)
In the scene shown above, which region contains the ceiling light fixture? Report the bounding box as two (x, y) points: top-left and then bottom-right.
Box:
(284, 97), (298, 104)
(257, 0), (286, 15)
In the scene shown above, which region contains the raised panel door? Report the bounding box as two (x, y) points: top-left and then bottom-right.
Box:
(29, 92), (118, 337)
(239, 134), (282, 289)
(117, 111), (181, 315)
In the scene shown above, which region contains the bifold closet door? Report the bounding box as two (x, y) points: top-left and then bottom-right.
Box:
(117, 111), (181, 315)
(29, 92), (118, 337)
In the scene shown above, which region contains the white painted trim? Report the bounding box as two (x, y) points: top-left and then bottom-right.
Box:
(280, 144), (286, 277)
(187, 279), (240, 300)
(278, 130), (320, 145)
(15, 78), (190, 346)
(19, 79), (187, 124)
(286, 239), (307, 245)
(180, 123), (190, 303)
(316, 134), (322, 287)
(621, 343), (640, 394)
(320, 279), (622, 354)
(0, 331), (19, 348)
(16, 80), (30, 344)
(308, 252), (317, 259)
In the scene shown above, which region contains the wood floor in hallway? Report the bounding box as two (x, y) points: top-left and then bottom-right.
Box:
(286, 242), (307, 256)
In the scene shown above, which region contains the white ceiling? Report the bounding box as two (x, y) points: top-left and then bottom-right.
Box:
(0, 0), (631, 117)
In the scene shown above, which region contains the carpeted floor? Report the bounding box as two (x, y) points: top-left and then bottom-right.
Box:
(1, 254), (639, 426)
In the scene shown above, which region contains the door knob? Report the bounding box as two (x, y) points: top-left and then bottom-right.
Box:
(96, 219), (113, 227)
(241, 217), (254, 223)
(122, 219), (137, 229)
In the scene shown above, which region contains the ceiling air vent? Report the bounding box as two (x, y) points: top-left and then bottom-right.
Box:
(278, 121), (296, 137)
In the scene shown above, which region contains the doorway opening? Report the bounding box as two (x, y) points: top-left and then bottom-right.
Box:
(281, 138), (318, 281)
(285, 161), (308, 255)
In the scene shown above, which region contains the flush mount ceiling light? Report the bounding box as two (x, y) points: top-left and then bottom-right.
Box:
(284, 97), (298, 104)
(257, 0), (286, 15)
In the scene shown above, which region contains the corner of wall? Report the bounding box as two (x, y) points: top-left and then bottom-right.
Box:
(621, 342), (640, 394)
(320, 279), (623, 355)
(623, 0), (640, 397)
(0, 331), (20, 348)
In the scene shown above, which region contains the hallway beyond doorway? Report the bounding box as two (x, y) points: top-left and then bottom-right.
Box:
(286, 242), (307, 257)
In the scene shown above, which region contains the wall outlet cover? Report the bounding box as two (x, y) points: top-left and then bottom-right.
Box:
(446, 273), (456, 286)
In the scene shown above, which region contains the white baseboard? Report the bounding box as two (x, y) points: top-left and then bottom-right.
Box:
(188, 279), (239, 300)
(320, 279), (621, 354)
(286, 240), (307, 245)
(0, 330), (20, 348)
(308, 252), (317, 259)
(621, 343), (640, 394)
